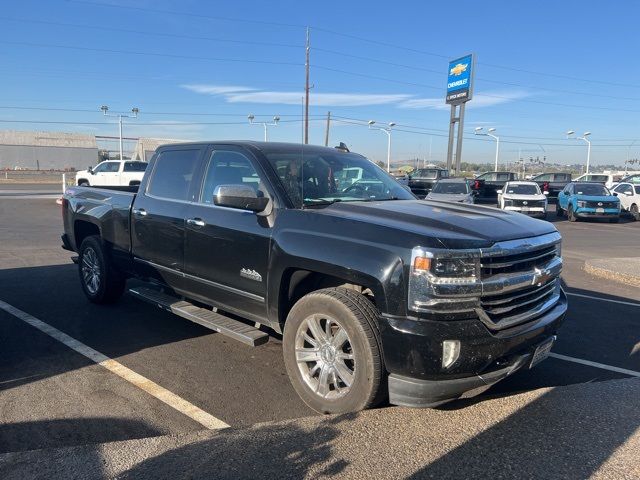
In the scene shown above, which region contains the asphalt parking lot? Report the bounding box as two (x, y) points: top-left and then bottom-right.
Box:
(1, 189), (639, 477)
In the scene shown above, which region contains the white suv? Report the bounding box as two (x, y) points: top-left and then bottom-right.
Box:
(76, 160), (147, 187)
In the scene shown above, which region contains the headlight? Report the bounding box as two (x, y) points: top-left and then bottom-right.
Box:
(408, 247), (480, 312)
(577, 200), (587, 208)
(503, 199), (514, 207)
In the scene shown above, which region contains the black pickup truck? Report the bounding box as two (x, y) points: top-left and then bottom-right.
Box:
(530, 172), (572, 202)
(407, 167), (449, 198)
(61, 141), (566, 414)
(471, 171), (519, 203)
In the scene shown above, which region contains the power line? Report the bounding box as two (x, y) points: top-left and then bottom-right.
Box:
(66, 0), (306, 29)
(314, 65), (640, 113)
(1, 40), (302, 67)
(0, 16), (302, 49)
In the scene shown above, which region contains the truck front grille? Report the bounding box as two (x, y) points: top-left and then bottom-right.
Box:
(585, 201), (617, 209)
(481, 244), (557, 277)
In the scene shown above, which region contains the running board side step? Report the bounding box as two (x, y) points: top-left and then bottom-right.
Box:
(129, 287), (269, 347)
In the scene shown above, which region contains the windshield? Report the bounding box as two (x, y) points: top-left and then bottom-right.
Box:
(432, 182), (469, 194)
(412, 169), (439, 179)
(575, 183), (610, 196)
(581, 174), (608, 182)
(266, 151), (415, 207)
(504, 184), (540, 195)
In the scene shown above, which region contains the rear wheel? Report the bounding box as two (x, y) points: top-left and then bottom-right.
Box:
(630, 204), (639, 221)
(78, 180), (89, 186)
(283, 287), (384, 414)
(78, 235), (126, 304)
(567, 205), (577, 222)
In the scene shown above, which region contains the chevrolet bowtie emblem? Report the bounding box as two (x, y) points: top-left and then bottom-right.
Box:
(450, 63), (468, 76)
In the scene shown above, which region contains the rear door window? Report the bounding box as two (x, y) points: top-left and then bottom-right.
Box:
(124, 161), (148, 172)
(146, 149), (201, 201)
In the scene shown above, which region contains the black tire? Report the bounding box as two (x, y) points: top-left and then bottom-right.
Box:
(630, 204), (639, 221)
(556, 205), (563, 217)
(78, 235), (126, 304)
(78, 179), (90, 186)
(568, 205), (577, 222)
(283, 287), (385, 414)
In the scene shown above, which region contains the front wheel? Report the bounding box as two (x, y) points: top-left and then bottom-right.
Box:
(78, 235), (126, 304)
(283, 288), (385, 414)
(568, 205), (577, 222)
(78, 180), (89, 186)
(630, 204), (639, 221)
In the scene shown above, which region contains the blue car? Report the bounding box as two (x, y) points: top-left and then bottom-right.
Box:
(557, 182), (621, 222)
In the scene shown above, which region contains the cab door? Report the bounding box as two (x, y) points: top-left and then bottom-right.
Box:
(131, 147), (204, 292)
(558, 184), (572, 210)
(182, 146), (274, 321)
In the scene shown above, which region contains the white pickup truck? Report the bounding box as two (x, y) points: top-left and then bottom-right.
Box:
(76, 160), (148, 187)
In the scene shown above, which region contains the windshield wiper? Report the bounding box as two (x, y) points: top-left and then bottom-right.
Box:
(304, 198), (342, 207)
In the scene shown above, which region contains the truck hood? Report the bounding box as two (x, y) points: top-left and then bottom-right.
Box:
(313, 200), (556, 249)
(426, 193), (472, 202)
(502, 193), (547, 201)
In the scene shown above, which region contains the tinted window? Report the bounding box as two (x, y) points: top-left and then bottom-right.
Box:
(266, 150), (413, 207)
(496, 173), (511, 181)
(93, 161), (119, 173)
(582, 174), (608, 182)
(614, 184), (633, 194)
(554, 173), (571, 181)
(200, 150), (262, 204)
(533, 173), (552, 181)
(575, 183), (609, 196)
(147, 149), (200, 201)
(505, 183), (540, 195)
(432, 182), (469, 194)
(413, 169), (439, 179)
(124, 161), (147, 172)
(635, 186), (640, 194)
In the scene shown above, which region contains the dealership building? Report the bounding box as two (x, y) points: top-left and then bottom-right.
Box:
(0, 130), (99, 171)
(0, 131), (185, 170)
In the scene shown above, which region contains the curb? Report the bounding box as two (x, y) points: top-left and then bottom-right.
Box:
(584, 259), (640, 288)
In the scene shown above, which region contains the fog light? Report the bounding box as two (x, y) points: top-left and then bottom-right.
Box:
(442, 340), (461, 369)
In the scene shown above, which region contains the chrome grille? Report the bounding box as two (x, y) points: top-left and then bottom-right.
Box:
(512, 199), (545, 207)
(481, 244), (557, 278)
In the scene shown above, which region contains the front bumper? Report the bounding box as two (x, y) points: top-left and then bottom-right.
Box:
(504, 206), (547, 218)
(575, 208), (620, 218)
(381, 288), (567, 407)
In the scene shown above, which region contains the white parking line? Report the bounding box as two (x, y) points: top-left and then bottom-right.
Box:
(0, 300), (230, 430)
(549, 353), (640, 377)
(566, 291), (640, 308)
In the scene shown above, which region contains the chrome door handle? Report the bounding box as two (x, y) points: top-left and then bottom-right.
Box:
(132, 208), (147, 216)
(186, 218), (206, 227)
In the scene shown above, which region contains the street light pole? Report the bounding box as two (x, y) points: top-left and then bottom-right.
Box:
(368, 120), (396, 172)
(566, 130), (591, 174)
(474, 127), (500, 170)
(248, 114), (280, 141)
(101, 105), (138, 160)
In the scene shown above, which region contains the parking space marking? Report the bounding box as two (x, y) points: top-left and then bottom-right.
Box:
(0, 300), (230, 430)
(549, 353), (640, 377)
(566, 291), (640, 308)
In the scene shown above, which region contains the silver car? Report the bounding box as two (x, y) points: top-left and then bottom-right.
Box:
(426, 178), (475, 204)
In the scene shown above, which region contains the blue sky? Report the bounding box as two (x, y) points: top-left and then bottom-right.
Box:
(2, 0), (640, 167)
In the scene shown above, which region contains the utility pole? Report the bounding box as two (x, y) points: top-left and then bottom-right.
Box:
(101, 105), (138, 160)
(324, 111), (331, 146)
(304, 27), (310, 144)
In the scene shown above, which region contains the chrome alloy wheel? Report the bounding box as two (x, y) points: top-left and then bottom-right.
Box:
(81, 247), (101, 294)
(295, 314), (355, 399)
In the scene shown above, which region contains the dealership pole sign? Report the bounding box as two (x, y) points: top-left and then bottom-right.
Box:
(446, 54), (475, 104)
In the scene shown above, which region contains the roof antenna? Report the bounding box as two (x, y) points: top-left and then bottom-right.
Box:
(300, 95), (305, 209)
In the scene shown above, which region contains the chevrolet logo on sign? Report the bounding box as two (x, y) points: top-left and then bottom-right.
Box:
(450, 63), (468, 76)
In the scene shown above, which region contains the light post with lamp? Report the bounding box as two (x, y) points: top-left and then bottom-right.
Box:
(368, 120), (396, 172)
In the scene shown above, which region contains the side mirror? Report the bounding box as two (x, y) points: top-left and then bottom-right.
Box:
(213, 184), (271, 214)
(496, 189), (503, 194)
(88, 166), (94, 174)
